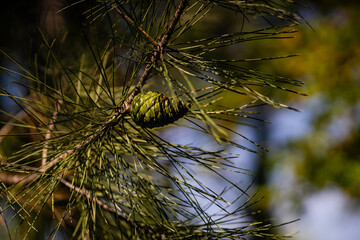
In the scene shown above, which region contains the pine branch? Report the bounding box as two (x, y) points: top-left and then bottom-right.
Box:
(0, 0), (190, 182)
(59, 178), (166, 238)
(0, 1), (306, 238)
(0, 162), (163, 237)
(119, 0), (189, 113)
(0, 1), (191, 237)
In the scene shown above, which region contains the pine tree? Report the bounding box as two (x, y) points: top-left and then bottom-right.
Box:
(0, 0), (305, 239)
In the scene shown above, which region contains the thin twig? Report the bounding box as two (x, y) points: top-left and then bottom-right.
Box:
(0, 163), (41, 185)
(0, 161), (163, 237)
(111, 3), (157, 44)
(0, 110), (27, 143)
(0, 172), (37, 185)
(60, 178), (165, 238)
(42, 100), (62, 165)
(59, 178), (124, 216)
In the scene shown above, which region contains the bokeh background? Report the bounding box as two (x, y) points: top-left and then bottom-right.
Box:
(1, 1), (360, 239)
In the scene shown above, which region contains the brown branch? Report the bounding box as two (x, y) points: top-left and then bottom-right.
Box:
(0, 110), (27, 143)
(118, 0), (189, 113)
(0, 215), (4, 227)
(0, 163), (122, 217)
(0, 163), (42, 186)
(42, 100), (62, 165)
(60, 178), (166, 238)
(0, 161), (164, 238)
(111, 4), (157, 45)
(59, 178), (124, 217)
(0, 172), (37, 185)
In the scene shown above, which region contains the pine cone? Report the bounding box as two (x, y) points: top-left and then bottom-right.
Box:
(130, 91), (191, 128)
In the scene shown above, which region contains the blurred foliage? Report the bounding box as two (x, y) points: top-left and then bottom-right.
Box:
(287, 6), (360, 198)
(248, 4), (360, 199)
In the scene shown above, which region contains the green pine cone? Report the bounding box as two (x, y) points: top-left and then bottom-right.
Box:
(130, 91), (191, 128)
